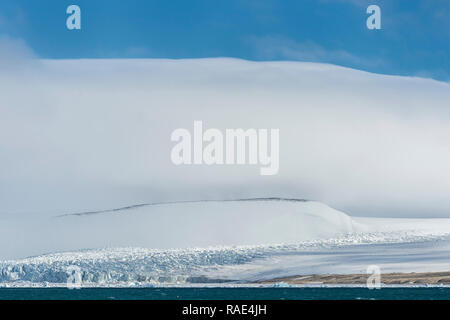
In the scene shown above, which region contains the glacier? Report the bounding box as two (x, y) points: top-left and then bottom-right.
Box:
(2, 198), (450, 287)
(1, 58), (450, 287)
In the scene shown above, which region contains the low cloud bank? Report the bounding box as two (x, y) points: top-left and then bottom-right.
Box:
(0, 56), (449, 218)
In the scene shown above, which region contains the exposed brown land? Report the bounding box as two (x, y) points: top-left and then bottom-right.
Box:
(258, 271), (450, 285)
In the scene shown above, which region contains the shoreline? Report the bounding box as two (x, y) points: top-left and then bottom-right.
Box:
(258, 271), (450, 285)
(2, 272), (450, 288)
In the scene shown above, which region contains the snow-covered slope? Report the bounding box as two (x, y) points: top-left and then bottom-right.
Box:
(0, 198), (358, 260)
(2, 219), (450, 287)
(2, 198), (450, 287)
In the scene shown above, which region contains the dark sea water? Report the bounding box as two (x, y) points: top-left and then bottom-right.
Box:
(1, 287), (450, 300)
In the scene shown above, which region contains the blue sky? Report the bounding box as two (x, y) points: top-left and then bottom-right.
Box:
(0, 0), (449, 80)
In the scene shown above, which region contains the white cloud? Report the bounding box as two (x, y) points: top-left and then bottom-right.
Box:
(0, 6), (27, 32)
(0, 57), (449, 218)
(247, 35), (385, 69)
(0, 35), (35, 67)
